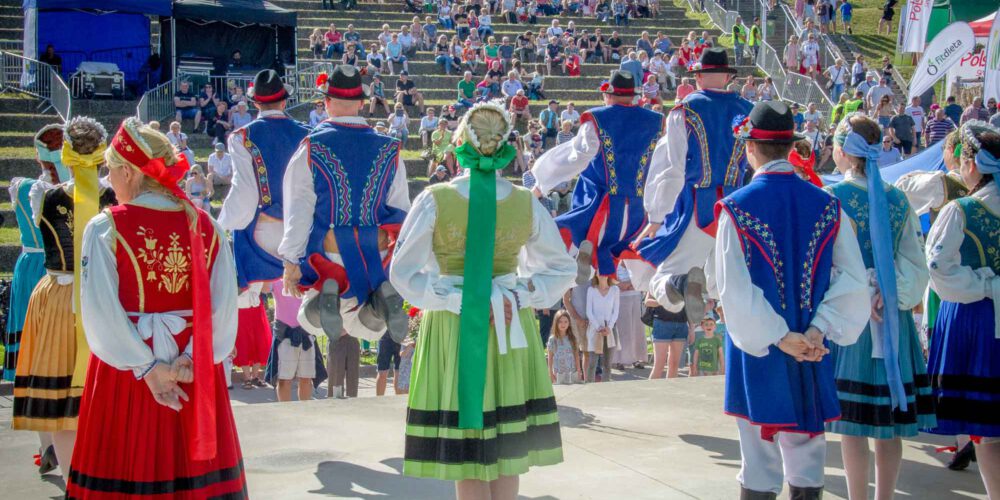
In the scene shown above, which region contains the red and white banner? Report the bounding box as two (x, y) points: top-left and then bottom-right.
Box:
(900, 0), (933, 53)
(909, 22), (975, 101)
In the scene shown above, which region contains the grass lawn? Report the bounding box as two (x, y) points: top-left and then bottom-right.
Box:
(0, 146), (38, 159)
(675, 0), (735, 48)
(825, 0), (915, 79)
(0, 227), (19, 244)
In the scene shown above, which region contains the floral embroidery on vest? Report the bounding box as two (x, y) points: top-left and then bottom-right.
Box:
(594, 126), (618, 195)
(726, 201), (786, 309)
(799, 199), (840, 311)
(243, 132), (273, 208)
(683, 105), (712, 188)
(359, 141), (399, 226)
(310, 142), (353, 226)
(135, 226), (191, 294)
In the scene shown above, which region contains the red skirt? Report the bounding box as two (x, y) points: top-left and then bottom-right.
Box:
(233, 302), (272, 367)
(67, 357), (247, 499)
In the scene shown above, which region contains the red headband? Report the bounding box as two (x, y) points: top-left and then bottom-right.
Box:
(749, 128), (795, 140)
(324, 86), (364, 98)
(253, 88), (288, 103)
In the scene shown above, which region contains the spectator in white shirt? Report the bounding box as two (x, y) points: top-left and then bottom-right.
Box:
(418, 107), (439, 149)
(308, 101), (329, 127)
(560, 102), (581, 129)
(802, 102), (825, 132)
(208, 142), (234, 185)
(865, 78), (893, 111)
(399, 25), (417, 57)
(802, 120), (824, 153)
(904, 96), (926, 149)
(230, 101), (253, 130)
(546, 19), (564, 39)
(501, 71), (524, 101)
(166, 120), (195, 166)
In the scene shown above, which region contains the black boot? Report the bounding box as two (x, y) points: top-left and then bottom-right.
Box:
(739, 486), (777, 500)
(575, 240), (594, 286)
(301, 280), (343, 337)
(38, 445), (58, 475)
(788, 485), (823, 500)
(682, 266), (706, 324)
(370, 281), (408, 343)
(948, 441), (976, 471)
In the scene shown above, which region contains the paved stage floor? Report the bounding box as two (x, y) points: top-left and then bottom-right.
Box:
(0, 376), (988, 499)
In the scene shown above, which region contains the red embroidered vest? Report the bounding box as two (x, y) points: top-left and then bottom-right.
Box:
(109, 203), (221, 350)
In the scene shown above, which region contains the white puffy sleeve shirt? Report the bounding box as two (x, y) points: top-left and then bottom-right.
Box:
(926, 181), (1000, 307)
(643, 106), (687, 223)
(389, 180), (576, 314)
(530, 121), (600, 193)
(80, 193), (239, 371)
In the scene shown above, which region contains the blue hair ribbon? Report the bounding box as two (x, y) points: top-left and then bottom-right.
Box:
(976, 147), (1000, 175)
(842, 131), (906, 412)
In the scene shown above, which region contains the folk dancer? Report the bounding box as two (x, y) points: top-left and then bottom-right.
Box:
(219, 69), (310, 388)
(824, 113), (936, 500)
(631, 47), (753, 324)
(530, 69), (664, 289)
(390, 101), (575, 498)
(713, 102), (869, 499)
(68, 118), (246, 499)
(279, 65), (410, 343)
(12, 117), (117, 478)
(923, 121), (1000, 498)
(6, 124), (63, 474)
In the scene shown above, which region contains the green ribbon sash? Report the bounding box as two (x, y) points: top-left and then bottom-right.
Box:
(454, 141), (516, 430)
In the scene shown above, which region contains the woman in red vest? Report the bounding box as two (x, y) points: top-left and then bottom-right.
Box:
(67, 118), (246, 499)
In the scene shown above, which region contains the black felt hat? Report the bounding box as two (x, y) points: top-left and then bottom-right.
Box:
(599, 70), (636, 96)
(688, 47), (738, 74)
(736, 101), (806, 144)
(247, 69), (293, 103)
(316, 64), (370, 101)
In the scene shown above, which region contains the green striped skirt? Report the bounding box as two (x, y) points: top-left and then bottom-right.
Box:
(404, 308), (563, 481)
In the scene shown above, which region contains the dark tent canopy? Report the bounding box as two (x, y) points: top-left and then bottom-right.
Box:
(171, 0), (297, 26)
(161, 0), (298, 79)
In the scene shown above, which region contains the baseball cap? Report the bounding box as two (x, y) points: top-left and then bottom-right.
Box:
(214, 143), (225, 152)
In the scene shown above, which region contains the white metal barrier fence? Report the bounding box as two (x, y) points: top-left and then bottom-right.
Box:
(0, 50), (71, 120)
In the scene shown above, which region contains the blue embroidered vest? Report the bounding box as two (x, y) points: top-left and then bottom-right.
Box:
(300, 121), (405, 301)
(240, 115), (310, 220)
(578, 105), (663, 198)
(955, 197), (1000, 274)
(12, 178), (43, 249)
(828, 180), (910, 269)
(232, 114), (309, 288)
(717, 169), (843, 432)
(681, 90), (753, 227)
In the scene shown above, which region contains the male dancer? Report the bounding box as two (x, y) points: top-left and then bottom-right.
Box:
(713, 102), (869, 499)
(279, 65), (410, 342)
(531, 70), (664, 286)
(219, 69), (309, 300)
(630, 48), (752, 323)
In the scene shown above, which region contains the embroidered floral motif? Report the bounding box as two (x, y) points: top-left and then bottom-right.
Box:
(244, 134), (273, 207)
(359, 141), (399, 226)
(595, 127), (619, 195)
(134, 226), (191, 294)
(835, 184), (907, 261)
(56, 204), (74, 230)
(683, 105), (712, 189)
(800, 199), (840, 311)
(310, 142), (352, 225)
(960, 198), (1000, 273)
(636, 134), (659, 197)
(726, 201), (786, 309)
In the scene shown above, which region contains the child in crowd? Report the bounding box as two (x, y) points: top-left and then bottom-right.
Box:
(556, 119), (575, 145)
(528, 67), (546, 99)
(376, 332), (402, 396)
(691, 316), (724, 377)
(388, 103), (410, 143)
(586, 276), (619, 382)
(529, 120), (545, 155)
(548, 310), (582, 384)
(269, 280), (320, 402)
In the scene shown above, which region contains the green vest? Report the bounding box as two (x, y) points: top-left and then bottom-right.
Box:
(845, 99), (864, 114)
(929, 173), (969, 225)
(827, 180), (910, 268)
(748, 26), (760, 46)
(429, 183), (533, 276)
(955, 196), (1000, 274)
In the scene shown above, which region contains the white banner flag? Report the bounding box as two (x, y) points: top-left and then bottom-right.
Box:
(901, 0), (933, 53)
(984, 9), (1000, 102)
(909, 22), (976, 101)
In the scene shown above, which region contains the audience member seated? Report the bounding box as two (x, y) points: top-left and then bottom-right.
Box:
(173, 81), (201, 132)
(231, 101), (253, 129)
(208, 142), (233, 186)
(370, 74), (392, 117)
(395, 71), (425, 114)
